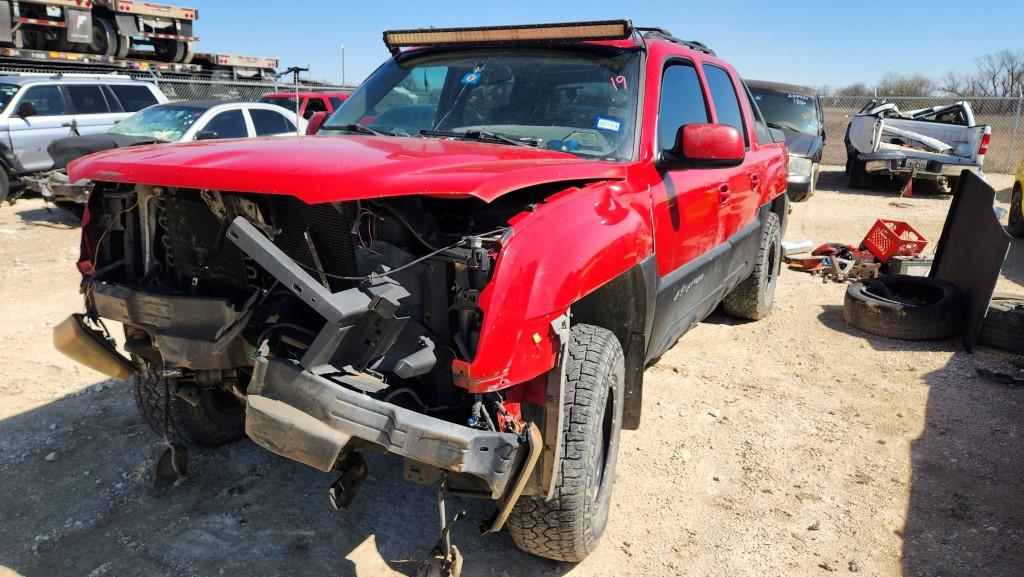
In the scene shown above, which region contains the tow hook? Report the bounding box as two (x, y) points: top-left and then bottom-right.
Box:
(328, 452), (368, 510)
(416, 474), (465, 577)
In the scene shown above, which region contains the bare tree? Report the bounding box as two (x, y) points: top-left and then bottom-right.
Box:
(835, 82), (872, 97)
(940, 49), (1024, 97)
(876, 72), (936, 97)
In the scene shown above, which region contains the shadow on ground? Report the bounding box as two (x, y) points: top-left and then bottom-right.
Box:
(902, 350), (1024, 577)
(13, 204), (79, 229)
(0, 381), (565, 577)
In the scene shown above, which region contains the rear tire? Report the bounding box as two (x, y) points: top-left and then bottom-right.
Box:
(843, 276), (962, 340)
(507, 324), (624, 562)
(723, 211), (782, 320)
(133, 363), (245, 447)
(1008, 184), (1024, 238)
(847, 157), (868, 189)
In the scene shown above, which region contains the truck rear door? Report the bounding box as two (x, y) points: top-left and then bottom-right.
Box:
(700, 63), (758, 244)
(66, 84), (129, 136)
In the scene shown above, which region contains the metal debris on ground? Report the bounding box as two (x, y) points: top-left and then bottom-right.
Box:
(785, 243), (880, 283)
(976, 368), (1024, 388)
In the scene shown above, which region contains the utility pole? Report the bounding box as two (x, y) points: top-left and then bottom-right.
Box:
(341, 44), (346, 88)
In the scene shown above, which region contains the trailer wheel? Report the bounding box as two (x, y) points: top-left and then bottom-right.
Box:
(1008, 184), (1024, 238)
(89, 19), (117, 57)
(153, 39), (186, 63)
(114, 34), (131, 59)
(134, 362), (245, 447)
(507, 324), (624, 562)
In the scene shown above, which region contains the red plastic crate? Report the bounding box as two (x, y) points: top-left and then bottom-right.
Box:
(861, 219), (928, 263)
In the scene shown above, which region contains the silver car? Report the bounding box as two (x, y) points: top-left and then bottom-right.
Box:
(0, 74), (167, 202)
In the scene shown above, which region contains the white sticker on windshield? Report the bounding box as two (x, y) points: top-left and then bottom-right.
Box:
(595, 117), (621, 132)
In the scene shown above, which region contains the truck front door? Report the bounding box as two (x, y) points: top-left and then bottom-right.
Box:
(647, 59), (727, 358)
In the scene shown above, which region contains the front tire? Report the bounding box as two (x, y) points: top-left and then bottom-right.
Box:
(133, 363), (245, 447)
(1008, 184), (1024, 237)
(507, 324), (624, 562)
(723, 211), (782, 320)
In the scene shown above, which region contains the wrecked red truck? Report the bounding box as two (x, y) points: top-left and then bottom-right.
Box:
(55, 20), (789, 564)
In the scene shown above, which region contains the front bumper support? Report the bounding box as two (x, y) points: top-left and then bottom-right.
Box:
(247, 356), (523, 498)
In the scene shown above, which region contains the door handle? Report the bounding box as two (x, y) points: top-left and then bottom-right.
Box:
(717, 183), (731, 204)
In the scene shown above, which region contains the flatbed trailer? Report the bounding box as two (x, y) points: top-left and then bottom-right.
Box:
(0, 0), (275, 75)
(0, 44), (279, 79)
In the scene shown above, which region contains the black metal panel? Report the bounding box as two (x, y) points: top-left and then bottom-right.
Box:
(930, 171), (1011, 351)
(162, 193), (250, 290)
(267, 197), (358, 292)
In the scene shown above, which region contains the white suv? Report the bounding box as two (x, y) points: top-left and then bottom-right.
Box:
(0, 74), (167, 202)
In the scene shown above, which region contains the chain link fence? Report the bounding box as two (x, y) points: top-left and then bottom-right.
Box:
(0, 61), (350, 108)
(821, 95), (1024, 173)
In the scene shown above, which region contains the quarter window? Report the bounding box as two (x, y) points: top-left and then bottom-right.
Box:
(20, 85), (66, 116)
(201, 109), (248, 139)
(250, 108), (295, 136)
(657, 62), (709, 154)
(67, 85), (109, 114)
(110, 84), (159, 112)
(703, 65), (747, 145)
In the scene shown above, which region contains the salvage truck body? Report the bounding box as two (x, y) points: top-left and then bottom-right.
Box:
(55, 20), (788, 564)
(846, 100), (991, 186)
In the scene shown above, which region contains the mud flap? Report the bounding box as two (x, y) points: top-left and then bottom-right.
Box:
(65, 9), (92, 44)
(0, 2), (11, 44)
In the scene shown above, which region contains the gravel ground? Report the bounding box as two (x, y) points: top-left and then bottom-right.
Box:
(1, 168), (1022, 577)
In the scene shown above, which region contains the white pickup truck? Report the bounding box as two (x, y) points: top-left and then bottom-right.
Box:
(845, 100), (992, 189)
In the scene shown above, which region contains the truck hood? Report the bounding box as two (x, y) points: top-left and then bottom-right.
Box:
(67, 135), (628, 204)
(778, 128), (821, 159)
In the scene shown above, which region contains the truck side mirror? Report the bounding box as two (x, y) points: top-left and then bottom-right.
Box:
(195, 131), (219, 141)
(17, 101), (38, 118)
(306, 111), (328, 135)
(658, 123), (745, 169)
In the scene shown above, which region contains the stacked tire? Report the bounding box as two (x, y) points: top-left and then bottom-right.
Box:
(843, 276), (962, 340)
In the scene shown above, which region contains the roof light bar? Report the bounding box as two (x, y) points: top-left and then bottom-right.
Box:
(383, 20), (633, 55)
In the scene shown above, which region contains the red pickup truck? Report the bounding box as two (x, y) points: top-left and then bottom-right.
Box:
(56, 20), (788, 565)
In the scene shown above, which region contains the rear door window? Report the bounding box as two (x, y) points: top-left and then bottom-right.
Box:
(250, 108), (295, 136)
(657, 62), (709, 154)
(328, 96), (345, 110)
(303, 97), (328, 119)
(201, 109), (248, 139)
(20, 85), (67, 116)
(702, 64), (748, 145)
(109, 84), (159, 112)
(67, 84), (110, 114)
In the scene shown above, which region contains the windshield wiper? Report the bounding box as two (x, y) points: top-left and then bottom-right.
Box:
(328, 123), (385, 136)
(419, 129), (539, 148)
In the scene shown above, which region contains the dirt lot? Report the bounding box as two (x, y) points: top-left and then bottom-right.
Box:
(1, 169), (1022, 577)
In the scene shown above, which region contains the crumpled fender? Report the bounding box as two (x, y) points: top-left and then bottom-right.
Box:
(453, 180), (652, 393)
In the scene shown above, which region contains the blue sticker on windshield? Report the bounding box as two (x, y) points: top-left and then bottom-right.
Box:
(461, 71), (482, 85)
(595, 116), (622, 132)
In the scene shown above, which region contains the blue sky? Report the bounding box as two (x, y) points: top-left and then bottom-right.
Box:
(188, 0), (1022, 88)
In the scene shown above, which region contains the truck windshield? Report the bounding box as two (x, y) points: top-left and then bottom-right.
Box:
(323, 48), (642, 161)
(109, 104), (204, 142)
(0, 84), (19, 114)
(749, 87), (819, 135)
(260, 96), (298, 109)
